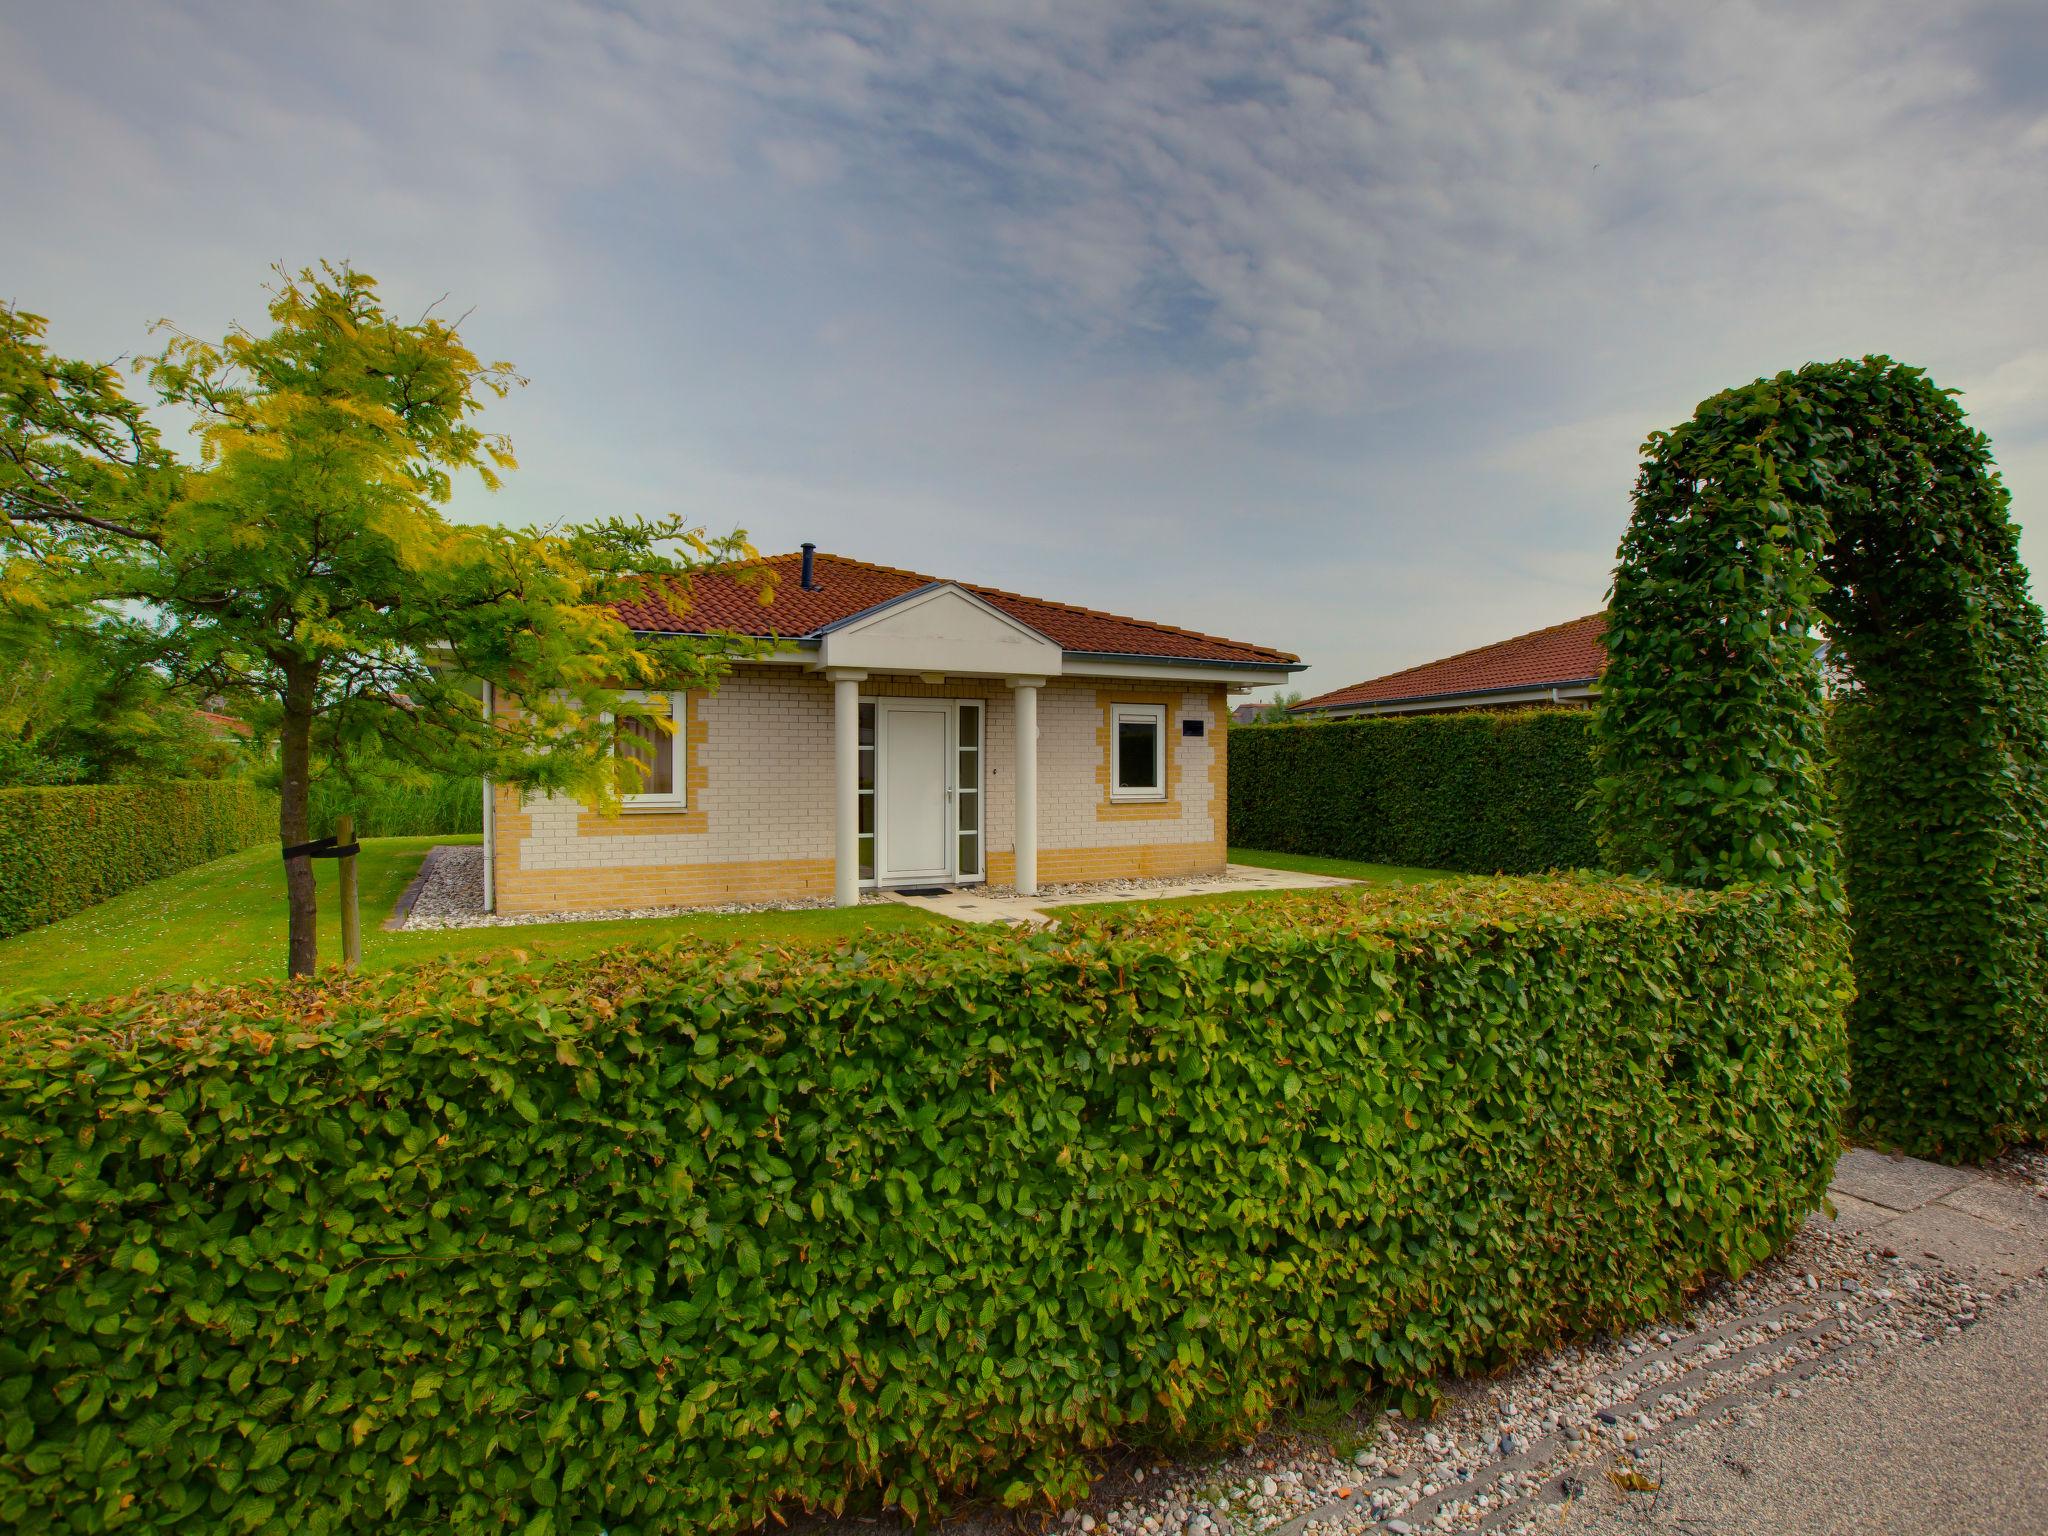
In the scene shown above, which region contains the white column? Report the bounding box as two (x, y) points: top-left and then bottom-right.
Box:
(1009, 678), (1041, 896)
(830, 672), (866, 908)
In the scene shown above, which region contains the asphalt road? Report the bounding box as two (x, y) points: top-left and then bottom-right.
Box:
(1556, 1276), (2048, 1536)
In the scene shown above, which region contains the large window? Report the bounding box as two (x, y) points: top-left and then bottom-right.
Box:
(1111, 703), (1167, 801)
(616, 690), (686, 810)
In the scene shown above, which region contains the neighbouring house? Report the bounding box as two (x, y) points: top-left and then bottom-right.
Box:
(194, 708), (252, 739)
(482, 547), (1302, 914)
(1291, 613), (1607, 720)
(1230, 702), (1267, 725)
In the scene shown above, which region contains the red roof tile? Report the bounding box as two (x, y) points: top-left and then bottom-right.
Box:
(1296, 613), (1608, 712)
(195, 708), (252, 737)
(614, 551), (1298, 667)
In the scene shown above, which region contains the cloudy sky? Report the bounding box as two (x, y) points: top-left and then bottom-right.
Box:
(5, 2), (2046, 699)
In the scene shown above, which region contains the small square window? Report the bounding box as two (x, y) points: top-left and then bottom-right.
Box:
(1111, 704), (1167, 801)
(615, 691), (687, 810)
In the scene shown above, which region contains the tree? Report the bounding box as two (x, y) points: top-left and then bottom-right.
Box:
(1255, 689), (1304, 723)
(1, 264), (766, 975)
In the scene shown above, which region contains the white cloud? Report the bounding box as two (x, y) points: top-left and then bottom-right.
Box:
(3, 0), (2045, 693)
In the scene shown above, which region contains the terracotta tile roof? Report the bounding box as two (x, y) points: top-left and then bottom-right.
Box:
(1295, 612), (1608, 712)
(614, 550), (1298, 666)
(194, 708), (252, 737)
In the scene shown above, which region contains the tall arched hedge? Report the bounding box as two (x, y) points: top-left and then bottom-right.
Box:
(1594, 357), (2048, 1159)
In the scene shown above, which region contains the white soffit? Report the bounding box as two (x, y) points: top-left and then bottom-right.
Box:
(816, 584), (1065, 677)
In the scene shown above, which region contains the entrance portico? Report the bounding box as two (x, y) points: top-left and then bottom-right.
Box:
(819, 583), (1062, 906)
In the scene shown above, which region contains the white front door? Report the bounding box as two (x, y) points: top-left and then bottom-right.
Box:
(879, 702), (950, 883)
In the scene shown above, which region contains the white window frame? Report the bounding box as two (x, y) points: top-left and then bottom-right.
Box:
(1109, 702), (1168, 802)
(612, 689), (688, 812)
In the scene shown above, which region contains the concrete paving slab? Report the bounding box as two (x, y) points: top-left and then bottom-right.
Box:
(879, 863), (1359, 926)
(1936, 1177), (2048, 1237)
(1872, 1201), (2048, 1289)
(1809, 1189), (1896, 1234)
(1830, 1147), (1975, 1212)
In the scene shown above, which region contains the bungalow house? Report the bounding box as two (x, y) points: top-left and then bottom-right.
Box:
(1290, 613), (1607, 720)
(482, 548), (1302, 915)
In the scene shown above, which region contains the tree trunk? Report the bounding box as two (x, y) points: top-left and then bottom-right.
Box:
(280, 663), (319, 978)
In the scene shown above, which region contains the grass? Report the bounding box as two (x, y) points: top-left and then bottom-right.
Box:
(0, 836), (949, 1008)
(0, 840), (1460, 1007)
(1226, 846), (1453, 884)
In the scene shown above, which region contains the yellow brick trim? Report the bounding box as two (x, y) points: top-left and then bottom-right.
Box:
(1093, 688), (1182, 822)
(1037, 842), (1222, 881)
(1207, 685), (1229, 858)
(494, 856), (834, 914)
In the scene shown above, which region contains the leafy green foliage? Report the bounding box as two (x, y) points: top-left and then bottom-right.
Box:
(0, 781), (274, 937)
(306, 759), (482, 839)
(1595, 356), (2048, 1158)
(0, 614), (253, 787)
(1229, 710), (1597, 874)
(0, 878), (1846, 1533)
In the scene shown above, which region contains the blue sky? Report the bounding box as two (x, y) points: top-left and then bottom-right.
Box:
(5, 1), (2046, 699)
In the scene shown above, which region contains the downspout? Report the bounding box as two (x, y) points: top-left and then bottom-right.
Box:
(481, 680), (497, 914)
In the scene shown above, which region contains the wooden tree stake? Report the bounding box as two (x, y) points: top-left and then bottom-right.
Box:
(337, 814), (361, 971)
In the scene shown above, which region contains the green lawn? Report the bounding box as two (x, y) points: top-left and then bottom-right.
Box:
(1227, 846), (1454, 884)
(0, 839), (1457, 1007)
(0, 836), (948, 1008)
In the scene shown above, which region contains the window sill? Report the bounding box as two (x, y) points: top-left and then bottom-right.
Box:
(622, 798), (689, 814)
(1109, 791), (1168, 804)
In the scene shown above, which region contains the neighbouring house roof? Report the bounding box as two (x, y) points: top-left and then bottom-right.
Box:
(614, 550), (1299, 668)
(1230, 702), (1266, 724)
(1294, 612), (1608, 714)
(195, 708), (252, 738)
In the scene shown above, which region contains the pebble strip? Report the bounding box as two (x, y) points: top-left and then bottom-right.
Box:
(394, 846), (835, 931)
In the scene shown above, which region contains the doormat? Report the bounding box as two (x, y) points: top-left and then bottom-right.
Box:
(893, 886), (953, 897)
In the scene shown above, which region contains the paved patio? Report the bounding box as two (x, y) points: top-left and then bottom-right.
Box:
(878, 862), (1359, 925)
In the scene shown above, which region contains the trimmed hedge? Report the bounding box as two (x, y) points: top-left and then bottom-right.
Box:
(1596, 357), (2048, 1159)
(1229, 710), (1598, 873)
(0, 879), (1847, 1534)
(0, 781), (276, 939)
(308, 772), (483, 839)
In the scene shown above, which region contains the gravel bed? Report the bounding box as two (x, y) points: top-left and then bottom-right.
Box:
(395, 846), (834, 930)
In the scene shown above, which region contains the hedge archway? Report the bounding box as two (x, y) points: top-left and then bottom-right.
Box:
(1594, 356), (2048, 1159)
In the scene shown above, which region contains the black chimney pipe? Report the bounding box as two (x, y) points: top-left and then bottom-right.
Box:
(800, 542), (817, 591)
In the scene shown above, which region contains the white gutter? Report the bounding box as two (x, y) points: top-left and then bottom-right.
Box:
(1301, 681), (1597, 719)
(480, 680), (496, 914)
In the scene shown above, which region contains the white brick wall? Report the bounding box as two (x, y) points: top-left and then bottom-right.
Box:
(510, 669), (1216, 873)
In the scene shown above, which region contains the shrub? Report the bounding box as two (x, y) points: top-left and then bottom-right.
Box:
(0, 878), (1847, 1534)
(307, 770), (483, 839)
(0, 780), (276, 938)
(1229, 709), (1598, 873)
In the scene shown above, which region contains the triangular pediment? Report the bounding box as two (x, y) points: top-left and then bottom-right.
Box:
(816, 584), (1064, 676)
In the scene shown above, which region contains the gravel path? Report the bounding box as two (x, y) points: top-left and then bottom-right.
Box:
(394, 846), (834, 930)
